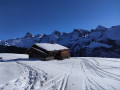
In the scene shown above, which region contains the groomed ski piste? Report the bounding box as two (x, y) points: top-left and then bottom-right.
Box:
(0, 53), (120, 90)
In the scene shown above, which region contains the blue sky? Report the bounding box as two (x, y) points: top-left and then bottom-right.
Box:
(0, 0), (120, 40)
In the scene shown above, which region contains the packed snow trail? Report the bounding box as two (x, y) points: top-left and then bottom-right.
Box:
(82, 58), (120, 90)
(1, 54), (120, 90)
(39, 62), (73, 90)
(16, 62), (48, 90)
(0, 61), (48, 90)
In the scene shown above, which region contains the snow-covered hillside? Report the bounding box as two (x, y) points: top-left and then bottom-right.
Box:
(0, 25), (120, 57)
(0, 53), (120, 90)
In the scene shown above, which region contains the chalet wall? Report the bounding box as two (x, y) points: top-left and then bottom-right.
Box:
(61, 50), (70, 59)
(29, 51), (45, 58)
(54, 51), (61, 59)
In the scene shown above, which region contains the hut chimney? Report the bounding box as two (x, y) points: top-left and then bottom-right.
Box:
(51, 40), (54, 44)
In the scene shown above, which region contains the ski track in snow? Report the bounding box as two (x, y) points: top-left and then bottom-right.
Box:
(0, 61), (48, 90)
(16, 62), (48, 90)
(39, 62), (73, 90)
(80, 58), (120, 90)
(38, 58), (120, 90)
(1, 55), (120, 90)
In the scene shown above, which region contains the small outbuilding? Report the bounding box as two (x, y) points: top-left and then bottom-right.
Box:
(27, 43), (70, 60)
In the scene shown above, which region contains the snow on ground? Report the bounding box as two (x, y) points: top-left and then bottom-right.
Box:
(0, 53), (120, 90)
(0, 53), (28, 60)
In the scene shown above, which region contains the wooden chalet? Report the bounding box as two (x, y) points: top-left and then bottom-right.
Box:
(27, 43), (70, 60)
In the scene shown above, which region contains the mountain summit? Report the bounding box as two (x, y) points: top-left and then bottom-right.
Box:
(95, 25), (106, 30)
(24, 32), (34, 38)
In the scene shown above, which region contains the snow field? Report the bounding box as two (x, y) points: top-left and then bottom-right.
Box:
(0, 54), (120, 90)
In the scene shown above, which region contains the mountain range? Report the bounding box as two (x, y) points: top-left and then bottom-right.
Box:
(0, 25), (120, 57)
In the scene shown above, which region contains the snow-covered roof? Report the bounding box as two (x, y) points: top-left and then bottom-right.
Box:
(35, 43), (68, 51)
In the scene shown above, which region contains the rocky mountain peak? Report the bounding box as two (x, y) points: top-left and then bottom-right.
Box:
(52, 30), (60, 35)
(72, 29), (89, 36)
(111, 25), (120, 29)
(95, 25), (106, 31)
(35, 34), (41, 37)
(50, 30), (61, 38)
(24, 32), (34, 38)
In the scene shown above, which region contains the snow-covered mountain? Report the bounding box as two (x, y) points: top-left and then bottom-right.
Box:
(0, 40), (4, 45)
(1, 25), (120, 57)
(0, 29), (90, 48)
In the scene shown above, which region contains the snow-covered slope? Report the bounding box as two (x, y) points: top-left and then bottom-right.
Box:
(0, 53), (120, 90)
(2, 33), (45, 48)
(0, 40), (4, 45)
(83, 41), (112, 48)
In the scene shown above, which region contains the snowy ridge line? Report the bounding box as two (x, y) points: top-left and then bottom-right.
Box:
(80, 58), (120, 90)
(39, 62), (74, 90)
(16, 62), (48, 90)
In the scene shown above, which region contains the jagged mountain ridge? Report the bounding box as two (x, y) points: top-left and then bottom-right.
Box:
(0, 29), (90, 48)
(0, 25), (120, 57)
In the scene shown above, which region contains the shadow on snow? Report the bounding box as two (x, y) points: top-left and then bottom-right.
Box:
(0, 58), (43, 62)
